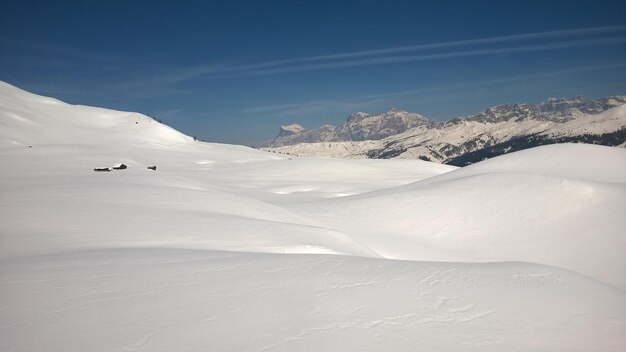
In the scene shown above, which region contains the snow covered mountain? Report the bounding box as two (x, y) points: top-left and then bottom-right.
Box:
(271, 108), (431, 146)
(1, 81), (625, 351)
(266, 96), (626, 165)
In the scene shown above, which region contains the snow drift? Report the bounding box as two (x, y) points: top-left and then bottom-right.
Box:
(301, 144), (626, 289)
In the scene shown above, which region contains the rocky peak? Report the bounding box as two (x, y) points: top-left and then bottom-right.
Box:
(461, 104), (536, 123)
(458, 95), (620, 124)
(538, 96), (612, 119)
(347, 112), (370, 122)
(338, 108), (432, 141)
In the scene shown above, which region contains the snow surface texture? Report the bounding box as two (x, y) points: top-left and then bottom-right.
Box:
(1, 81), (625, 351)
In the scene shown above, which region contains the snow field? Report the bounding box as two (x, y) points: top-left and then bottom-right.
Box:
(1, 81), (625, 350)
(2, 249), (624, 352)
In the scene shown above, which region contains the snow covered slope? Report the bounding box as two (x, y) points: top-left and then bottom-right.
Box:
(1, 81), (625, 351)
(1, 82), (452, 258)
(300, 144), (626, 289)
(3, 249), (624, 352)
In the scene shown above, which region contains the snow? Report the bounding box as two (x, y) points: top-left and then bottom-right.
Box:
(1, 81), (625, 351)
(263, 103), (626, 162)
(549, 103), (626, 135)
(3, 249), (625, 352)
(300, 144), (626, 289)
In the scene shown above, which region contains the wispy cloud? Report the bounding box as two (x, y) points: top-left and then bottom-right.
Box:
(252, 25), (626, 64)
(242, 62), (626, 117)
(359, 62), (626, 100)
(236, 37), (626, 76)
(11, 25), (621, 94)
(170, 25), (626, 81)
(0, 36), (125, 64)
(242, 98), (389, 117)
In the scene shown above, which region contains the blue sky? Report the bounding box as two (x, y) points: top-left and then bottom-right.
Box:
(1, 0), (625, 145)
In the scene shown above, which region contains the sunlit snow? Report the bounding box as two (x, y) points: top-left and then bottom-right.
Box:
(1, 81), (625, 351)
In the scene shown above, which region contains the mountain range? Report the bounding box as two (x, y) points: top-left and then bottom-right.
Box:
(265, 95), (626, 165)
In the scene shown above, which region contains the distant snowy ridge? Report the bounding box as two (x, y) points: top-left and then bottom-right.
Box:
(265, 95), (626, 165)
